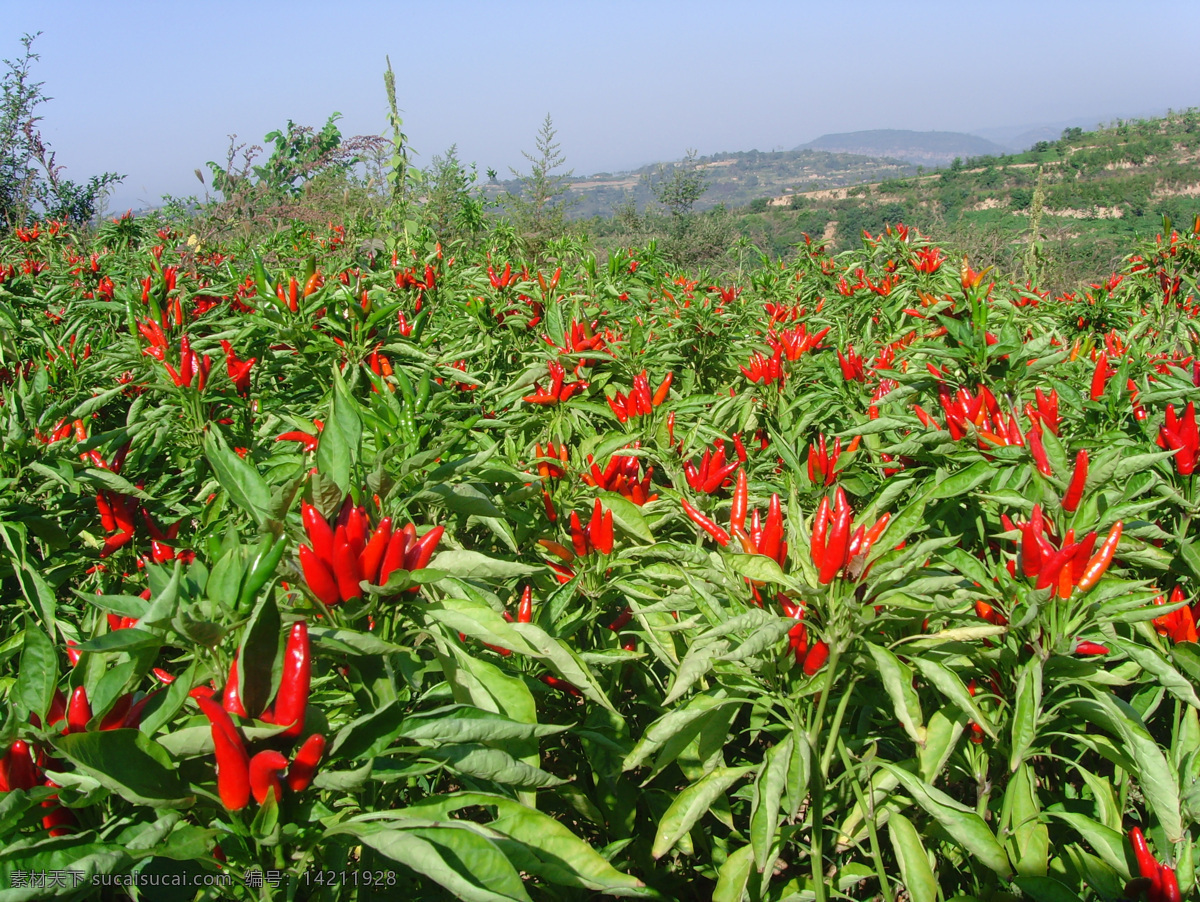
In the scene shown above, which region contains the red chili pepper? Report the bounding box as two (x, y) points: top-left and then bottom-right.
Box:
(975, 600), (1008, 626)
(652, 372), (673, 406)
(730, 469), (748, 534)
(404, 526), (444, 573)
(570, 512), (589, 557)
(538, 675), (582, 697)
(332, 529), (363, 603)
(1159, 865), (1181, 902)
(197, 697), (250, 811)
(359, 518), (392, 585)
(223, 656), (248, 718)
(518, 586), (533, 623)
(274, 622), (311, 740)
(1074, 640), (1109, 656)
(66, 686), (91, 733)
(249, 750), (289, 805)
(98, 693), (133, 730)
(818, 489), (852, 584)
(810, 495), (830, 572)
(1089, 353), (1109, 401)
(285, 733), (326, 792)
(1062, 449), (1088, 512)
(759, 494), (785, 566)
(803, 640), (829, 675)
(95, 493), (116, 533)
(301, 501), (335, 562)
(1130, 827), (1158, 881)
(299, 545), (340, 606)
(0, 741), (38, 791)
(378, 523), (417, 585)
(681, 498), (731, 547)
(1076, 521), (1122, 591)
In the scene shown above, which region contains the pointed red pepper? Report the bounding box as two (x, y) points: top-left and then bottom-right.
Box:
(274, 622), (311, 740)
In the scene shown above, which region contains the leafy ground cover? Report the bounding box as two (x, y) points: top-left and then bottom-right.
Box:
(1, 210), (1199, 901)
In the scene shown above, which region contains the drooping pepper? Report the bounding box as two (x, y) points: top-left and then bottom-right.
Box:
(285, 733), (326, 792)
(681, 498), (731, 547)
(274, 622), (310, 740)
(1061, 449), (1088, 513)
(197, 697), (250, 812)
(249, 750), (289, 805)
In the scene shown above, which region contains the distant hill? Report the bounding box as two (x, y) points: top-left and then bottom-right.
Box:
(799, 129), (1008, 166)
(729, 110), (1200, 291)
(487, 149), (918, 218)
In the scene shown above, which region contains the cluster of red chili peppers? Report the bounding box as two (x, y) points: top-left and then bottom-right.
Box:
(1153, 586), (1197, 644)
(766, 323), (828, 361)
(219, 340), (255, 396)
(1008, 504), (1122, 599)
(523, 360), (588, 405)
(582, 445), (657, 506)
(198, 623), (325, 810)
(811, 489), (890, 584)
(299, 499), (443, 605)
(741, 347), (785, 387)
(807, 434), (859, 486)
(569, 500), (614, 556)
(0, 740), (76, 835)
(606, 370), (672, 422)
(683, 436), (746, 494)
(532, 441), (568, 520)
(275, 273), (322, 313)
(1157, 401), (1198, 476)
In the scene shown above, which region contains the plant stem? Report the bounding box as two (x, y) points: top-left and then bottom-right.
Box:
(837, 737), (895, 902)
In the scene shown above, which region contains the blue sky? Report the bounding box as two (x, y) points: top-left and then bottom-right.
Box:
(8, 1), (1200, 211)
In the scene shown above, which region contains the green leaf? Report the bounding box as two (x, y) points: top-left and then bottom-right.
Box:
(74, 628), (160, 654)
(1111, 637), (1200, 710)
(927, 460), (993, 500)
(1047, 812), (1129, 877)
(867, 643), (926, 746)
(598, 492), (655, 543)
(726, 553), (786, 586)
(887, 812), (938, 902)
(1010, 657), (1043, 772)
(237, 594), (281, 717)
(400, 706), (567, 745)
(426, 549), (540, 580)
(1080, 692), (1183, 841)
(651, 765), (754, 859)
(911, 657), (996, 740)
(332, 701), (408, 760)
(342, 821), (532, 902)
(425, 598), (539, 657)
(623, 692), (738, 772)
(424, 743), (565, 789)
(880, 763), (1012, 877)
(16, 618), (57, 720)
(52, 730), (191, 806)
(713, 843), (755, 902)
(203, 427), (271, 524)
(420, 483), (503, 519)
(750, 734), (793, 872)
(513, 622), (617, 713)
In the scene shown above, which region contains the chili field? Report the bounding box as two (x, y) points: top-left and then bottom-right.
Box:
(0, 212), (1199, 901)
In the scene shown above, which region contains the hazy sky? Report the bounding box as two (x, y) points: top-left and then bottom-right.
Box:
(8, 0), (1199, 212)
